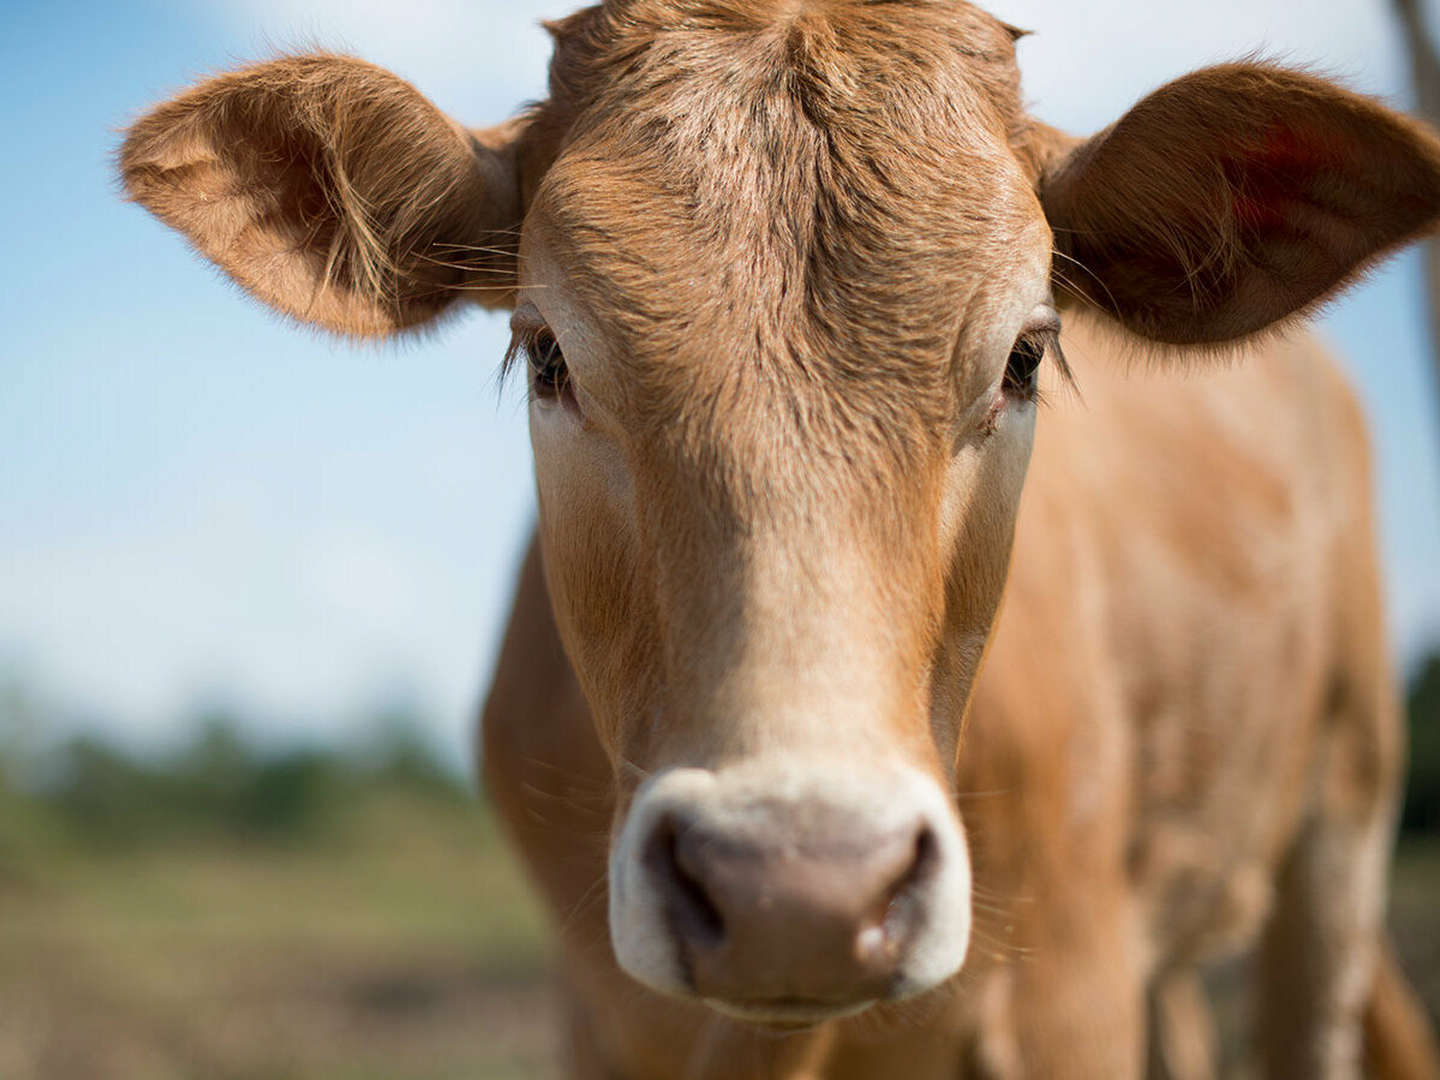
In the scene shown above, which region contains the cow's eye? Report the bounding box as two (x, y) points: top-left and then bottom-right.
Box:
(1003, 335), (1045, 399)
(527, 333), (570, 400)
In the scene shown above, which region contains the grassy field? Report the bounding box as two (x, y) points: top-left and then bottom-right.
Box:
(2, 782), (1436, 1080)
(0, 787), (553, 1080)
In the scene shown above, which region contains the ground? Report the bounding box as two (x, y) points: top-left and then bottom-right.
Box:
(0, 790), (553, 1080)
(1, 788), (1435, 1079)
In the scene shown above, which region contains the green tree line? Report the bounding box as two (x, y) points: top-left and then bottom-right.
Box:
(1405, 651), (1440, 836)
(0, 649), (1437, 850)
(0, 710), (470, 851)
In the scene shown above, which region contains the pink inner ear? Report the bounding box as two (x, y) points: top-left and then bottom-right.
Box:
(1229, 125), (1345, 234)
(1254, 125), (1343, 172)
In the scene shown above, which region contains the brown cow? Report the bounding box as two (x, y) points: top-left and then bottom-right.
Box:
(119, 2), (1440, 1077)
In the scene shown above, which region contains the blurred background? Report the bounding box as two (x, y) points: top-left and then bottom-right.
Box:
(2, 0), (1439, 1076)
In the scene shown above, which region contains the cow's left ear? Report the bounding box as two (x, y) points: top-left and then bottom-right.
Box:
(120, 54), (528, 337)
(1039, 64), (1440, 345)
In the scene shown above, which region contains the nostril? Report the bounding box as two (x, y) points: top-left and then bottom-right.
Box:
(905, 824), (941, 890)
(866, 823), (940, 965)
(643, 816), (725, 951)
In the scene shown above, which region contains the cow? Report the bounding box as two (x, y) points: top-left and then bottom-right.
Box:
(118, 2), (1440, 1077)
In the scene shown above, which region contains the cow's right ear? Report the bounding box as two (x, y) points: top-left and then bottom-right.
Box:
(1036, 63), (1440, 347)
(119, 54), (527, 337)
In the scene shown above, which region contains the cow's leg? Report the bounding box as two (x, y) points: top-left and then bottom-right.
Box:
(1006, 901), (1148, 1079)
(566, 994), (620, 1080)
(1258, 808), (1390, 1079)
(1363, 935), (1440, 1080)
(1145, 970), (1215, 1080)
(1257, 656), (1406, 1077)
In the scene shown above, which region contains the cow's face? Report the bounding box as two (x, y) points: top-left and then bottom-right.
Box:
(121, 0), (1440, 1028)
(518, 3), (1047, 1018)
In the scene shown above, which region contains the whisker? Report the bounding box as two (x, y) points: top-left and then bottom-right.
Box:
(1052, 245), (1122, 321)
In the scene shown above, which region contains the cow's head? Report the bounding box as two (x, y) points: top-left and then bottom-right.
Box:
(121, 0), (1440, 1026)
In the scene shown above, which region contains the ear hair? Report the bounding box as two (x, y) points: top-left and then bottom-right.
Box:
(120, 54), (527, 337)
(1032, 63), (1440, 351)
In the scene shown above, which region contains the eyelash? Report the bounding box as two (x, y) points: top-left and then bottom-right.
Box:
(502, 324), (1071, 414)
(506, 327), (572, 402)
(1003, 329), (1070, 403)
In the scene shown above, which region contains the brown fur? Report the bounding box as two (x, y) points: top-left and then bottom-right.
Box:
(1042, 63), (1440, 344)
(119, 54), (523, 335)
(119, 2), (1440, 1076)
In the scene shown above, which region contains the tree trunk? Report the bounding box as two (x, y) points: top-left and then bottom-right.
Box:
(1394, 0), (1440, 450)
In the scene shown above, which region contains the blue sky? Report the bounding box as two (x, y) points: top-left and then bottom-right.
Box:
(3, 0), (1440, 767)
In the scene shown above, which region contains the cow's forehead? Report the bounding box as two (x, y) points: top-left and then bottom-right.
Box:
(525, 0), (1047, 430)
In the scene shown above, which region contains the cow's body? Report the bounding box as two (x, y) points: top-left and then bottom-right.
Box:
(120, 2), (1440, 1076)
(483, 315), (1423, 1078)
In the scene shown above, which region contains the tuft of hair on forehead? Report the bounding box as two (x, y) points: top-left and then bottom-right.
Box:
(517, 0), (1046, 448)
(538, 0), (1029, 129)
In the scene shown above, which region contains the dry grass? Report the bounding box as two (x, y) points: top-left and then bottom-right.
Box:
(1, 788), (1435, 1079)
(0, 792), (556, 1080)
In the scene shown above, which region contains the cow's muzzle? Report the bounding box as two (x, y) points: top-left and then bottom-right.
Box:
(608, 762), (971, 1023)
